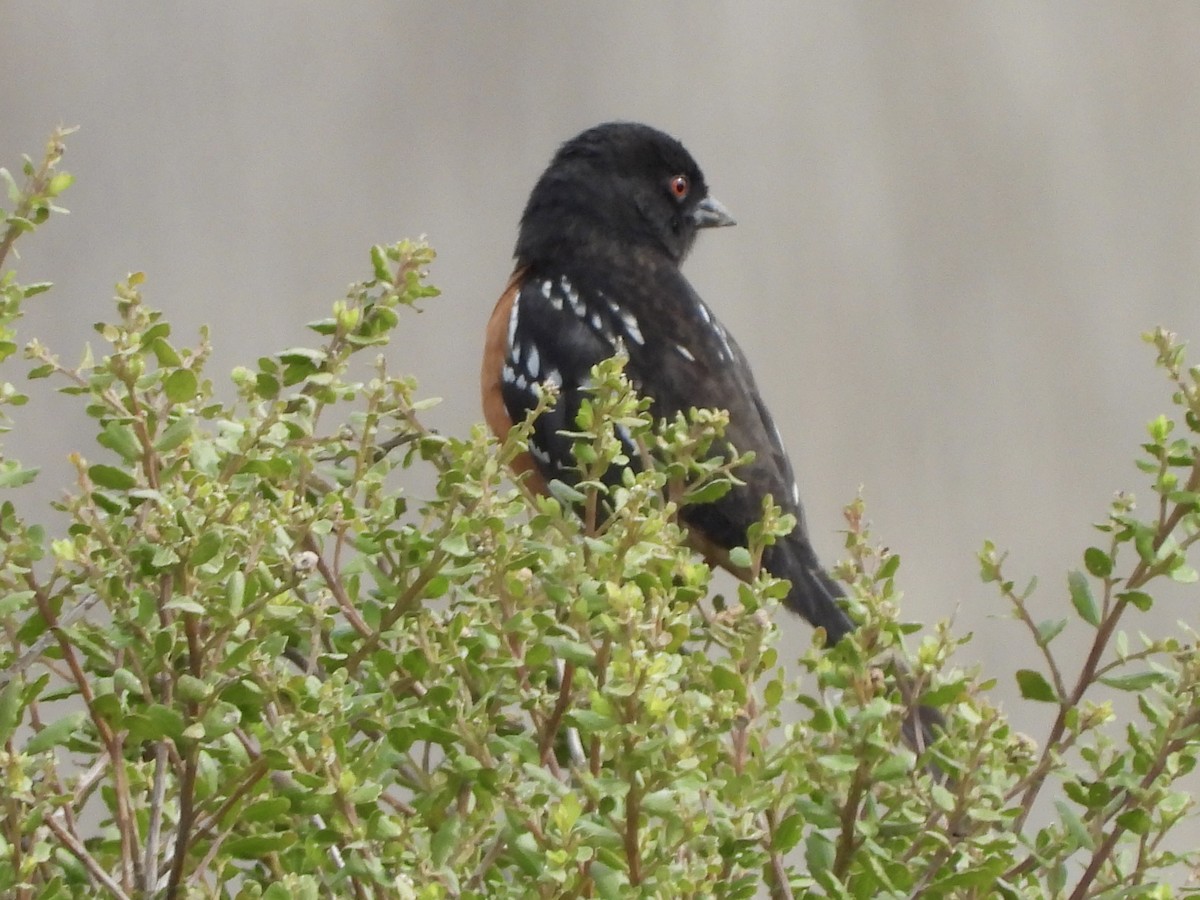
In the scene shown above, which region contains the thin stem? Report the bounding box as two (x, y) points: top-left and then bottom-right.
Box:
(44, 815), (132, 900)
(1015, 457), (1200, 827)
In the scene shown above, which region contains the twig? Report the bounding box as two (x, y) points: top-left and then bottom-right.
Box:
(624, 756), (642, 886)
(539, 660), (575, 765)
(466, 832), (508, 891)
(1014, 459), (1200, 827)
(761, 808), (796, 900)
(302, 533), (372, 638)
(1, 591), (103, 682)
(44, 815), (133, 900)
(142, 743), (169, 893)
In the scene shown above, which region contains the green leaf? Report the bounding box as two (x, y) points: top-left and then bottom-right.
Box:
(430, 816), (461, 868)
(1118, 590), (1153, 612)
(1116, 808), (1152, 835)
(125, 704), (186, 743)
(277, 347), (327, 366)
(176, 675), (209, 702)
(591, 862), (626, 900)
(0, 167), (17, 202)
(683, 479), (731, 504)
(153, 416), (194, 453)
(1036, 618), (1068, 645)
(1068, 570), (1100, 627)
(816, 753), (862, 773)
(1055, 800), (1095, 850)
(0, 589), (34, 617)
(226, 832), (297, 858)
(0, 460), (39, 488)
(98, 421), (142, 463)
(772, 812), (804, 853)
(148, 337), (182, 367)
(371, 244), (393, 283)
(190, 530), (223, 567)
(1169, 564), (1198, 584)
(1016, 669), (1057, 703)
(88, 464), (136, 490)
(727, 546), (752, 570)
(46, 171), (74, 196)
(545, 636), (595, 666)
(0, 679), (24, 743)
(1146, 414), (1172, 443)
(164, 368), (199, 403)
(25, 711), (87, 754)
(242, 796), (291, 823)
(805, 831), (835, 877)
(1098, 672), (1168, 692)
(22, 282), (53, 298)
(569, 709), (614, 731)
(165, 597), (205, 614)
(1083, 547), (1112, 577)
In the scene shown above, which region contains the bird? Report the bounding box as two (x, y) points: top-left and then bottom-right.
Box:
(481, 121), (861, 648)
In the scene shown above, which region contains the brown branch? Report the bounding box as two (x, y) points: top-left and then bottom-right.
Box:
(624, 761), (642, 886)
(2, 590), (103, 680)
(1066, 712), (1200, 900)
(142, 743), (169, 893)
(302, 533), (371, 638)
(44, 815), (132, 900)
(539, 661), (575, 765)
(0, 129), (70, 269)
(832, 758), (870, 877)
(1014, 457), (1200, 827)
(761, 808), (796, 900)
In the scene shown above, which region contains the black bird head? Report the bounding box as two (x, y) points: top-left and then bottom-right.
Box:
(515, 122), (736, 268)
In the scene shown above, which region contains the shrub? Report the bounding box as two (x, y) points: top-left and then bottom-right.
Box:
(2, 131), (1199, 899)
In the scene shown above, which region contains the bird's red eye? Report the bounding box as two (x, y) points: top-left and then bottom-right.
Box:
(669, 175), (690, 199)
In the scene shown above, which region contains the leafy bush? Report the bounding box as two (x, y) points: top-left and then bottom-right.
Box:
(2, 132), (1199, 899)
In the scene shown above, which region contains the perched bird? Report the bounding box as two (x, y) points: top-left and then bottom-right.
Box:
(481, 120), (860, 645)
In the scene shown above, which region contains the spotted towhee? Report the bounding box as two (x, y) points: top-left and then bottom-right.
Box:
(482, 120), (864, 649)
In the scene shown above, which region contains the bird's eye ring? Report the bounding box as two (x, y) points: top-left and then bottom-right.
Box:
(669, 175), (690, 199)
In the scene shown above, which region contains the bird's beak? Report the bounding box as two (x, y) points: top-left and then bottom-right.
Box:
(691, 195), (737, 229)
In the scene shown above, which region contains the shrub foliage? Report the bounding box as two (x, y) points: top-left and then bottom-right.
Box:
(2, 132), (1200, 899)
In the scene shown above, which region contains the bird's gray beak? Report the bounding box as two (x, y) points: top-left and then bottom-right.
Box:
(691, 195), (737, 229)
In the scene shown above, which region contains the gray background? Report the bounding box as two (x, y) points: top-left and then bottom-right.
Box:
(4, 0), (1200, 833)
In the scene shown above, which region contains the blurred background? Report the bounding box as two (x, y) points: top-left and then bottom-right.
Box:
(4, 2), (1200, 782)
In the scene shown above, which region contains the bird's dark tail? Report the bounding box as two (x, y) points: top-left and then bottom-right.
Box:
(767, 532), (944, 754)
(765, 534), (855, 644)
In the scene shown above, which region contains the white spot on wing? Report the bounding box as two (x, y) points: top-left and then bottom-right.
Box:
(601, 295), (644, 346)
(562, 275), (586, 317)
(526, 344), (540, 378)
(715, 326), (734, 362)
(507, 295), (520, 349)
(618, 310), (644, 345)
(590, 312), (603, 333)
(615, 424), (634, 450)
(675, 343), (696, 362)
(540, 280), (552, 300)
(544, 365), (562, 387)
(791, 482), (801, 505)
(770, 421), (786, 450)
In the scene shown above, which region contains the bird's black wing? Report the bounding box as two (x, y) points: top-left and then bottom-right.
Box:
(500, 270), (629, 487)
(616, 267), (854, 640)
